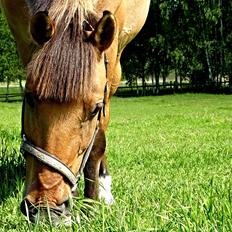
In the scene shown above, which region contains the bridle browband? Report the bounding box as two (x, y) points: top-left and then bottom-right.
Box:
(20, 54), (109, 189)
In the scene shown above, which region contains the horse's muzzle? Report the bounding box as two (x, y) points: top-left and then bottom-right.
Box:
(20, 198), (72, 226)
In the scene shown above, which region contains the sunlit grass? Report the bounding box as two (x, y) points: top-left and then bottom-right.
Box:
(0, 94), (232, 231)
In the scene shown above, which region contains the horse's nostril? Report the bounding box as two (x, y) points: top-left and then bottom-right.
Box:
(20, 198), (38, 222)
(20, 199), (28, 216)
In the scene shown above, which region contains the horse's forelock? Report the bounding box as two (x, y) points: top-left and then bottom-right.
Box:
(26, 0), (99, 102)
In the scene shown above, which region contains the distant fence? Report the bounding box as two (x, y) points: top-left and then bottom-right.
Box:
(116, 82), (190, 97)
(0, 84), (24, 102)
(0, 80), (231, 101)
(0, 93), (23, 102)
(116, 81), (232, 97)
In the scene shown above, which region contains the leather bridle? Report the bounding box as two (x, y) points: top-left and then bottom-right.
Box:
(20, 54), (109, 189)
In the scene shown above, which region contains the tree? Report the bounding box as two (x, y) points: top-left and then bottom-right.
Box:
(0, 9), (25, 91)
(122, 0), (232, 93)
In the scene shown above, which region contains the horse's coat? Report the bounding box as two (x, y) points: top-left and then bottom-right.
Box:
(0, 0), (150, 225)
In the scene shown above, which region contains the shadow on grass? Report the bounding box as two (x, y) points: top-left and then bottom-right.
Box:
(0, 137), (25, 203)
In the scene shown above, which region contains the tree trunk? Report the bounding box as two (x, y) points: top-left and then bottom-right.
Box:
(229, 76), (232, 93)
(205, 46), (213, 82)
(199, 6), (214, 83)
(6, 76), (10, 102)
(142, 75), (146, 96)
(219, 0), (224, 88)
(136, 78), (139, 96)
(151, 73), (155, 95)
(154, 69), (160, 95)
(174, 68), (178, 92)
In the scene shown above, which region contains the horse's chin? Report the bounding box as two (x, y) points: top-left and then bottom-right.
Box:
(32, 209), (72, 227)
(20, 198), (74, 227)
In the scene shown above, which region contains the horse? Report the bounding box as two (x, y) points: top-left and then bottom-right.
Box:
(0, 0), (150, 226)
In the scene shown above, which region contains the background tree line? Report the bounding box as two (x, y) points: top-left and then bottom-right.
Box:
(122, 0), (232, 94)
(1, 1), (232, 95)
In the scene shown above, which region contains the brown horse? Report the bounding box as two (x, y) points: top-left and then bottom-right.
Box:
(1, 0), (150, 225)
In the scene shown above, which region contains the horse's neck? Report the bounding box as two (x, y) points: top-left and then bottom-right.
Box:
(97, 0), (150, 53)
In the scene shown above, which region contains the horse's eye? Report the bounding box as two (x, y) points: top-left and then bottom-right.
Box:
(25, 92), (35, 107)
(90, 102), (104, 118)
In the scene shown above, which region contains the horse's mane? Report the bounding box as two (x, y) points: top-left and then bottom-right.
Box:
(26, 0), (98, 102)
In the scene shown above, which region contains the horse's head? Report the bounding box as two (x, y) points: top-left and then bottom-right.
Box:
(20, 7), (116, 225)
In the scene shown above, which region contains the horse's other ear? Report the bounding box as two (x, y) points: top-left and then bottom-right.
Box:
(88, 11), (116, 53)
(30, 11), (55, 46)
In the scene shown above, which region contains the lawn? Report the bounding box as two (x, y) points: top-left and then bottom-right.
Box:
(0, 94), (232, 231)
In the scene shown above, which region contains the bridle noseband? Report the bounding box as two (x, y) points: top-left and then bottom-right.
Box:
(20, 54), (109, 189)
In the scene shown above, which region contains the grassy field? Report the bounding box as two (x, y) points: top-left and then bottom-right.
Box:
(0, 94), (232, 231)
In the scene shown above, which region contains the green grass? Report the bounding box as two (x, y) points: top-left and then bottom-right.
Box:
(0, 94), (232, 231)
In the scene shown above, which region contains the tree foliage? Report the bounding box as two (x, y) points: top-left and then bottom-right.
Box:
(0, 9), (24, 85)
(122, 0), (232, 92)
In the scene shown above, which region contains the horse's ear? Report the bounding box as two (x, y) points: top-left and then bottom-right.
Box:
(88, 11), (116, 53)
(30, 11), (55, 46)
